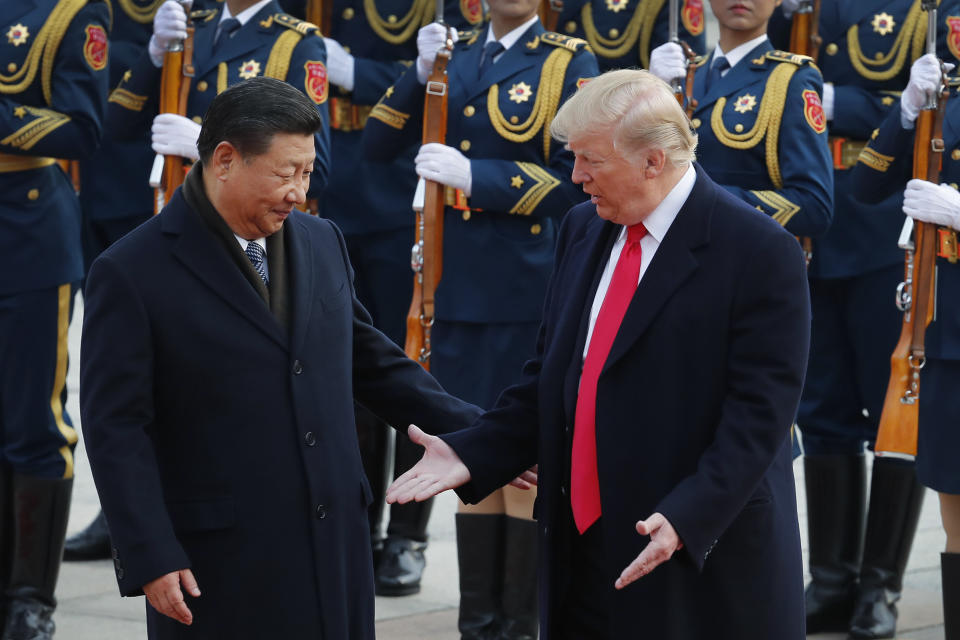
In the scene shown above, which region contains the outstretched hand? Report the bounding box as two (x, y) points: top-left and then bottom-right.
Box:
(386, 425), (471, 504)
(615, 513), (683, 589)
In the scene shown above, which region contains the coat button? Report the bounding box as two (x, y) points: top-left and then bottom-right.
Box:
(691, 118), (701, 129)
(192, 116), (202, 124)
(197, 80), (208, 92)
(462, 211), (471, 221)
(530, 224), (541, 235)
(304, 431), (316, 446)
(608, 28), (619, 38)
(342, 7), (354, 19)
(460, 140), (471, 152)
(7, 62), (16, 73)
(315, 504), (326, 519)
(117, 567), (125, 579)
(952, 149), (960, 161)
(826, 43), (838, 56)
(293, 360), (303, 375)
(27, 188), (39, 201)
(564, 21), (576, 33)
(463, 105), (475, 117)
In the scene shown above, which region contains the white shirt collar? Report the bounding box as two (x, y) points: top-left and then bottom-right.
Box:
(221, 0), (273, 26)
(483, 15), (540, 53)
(234, 235), (267, 254)
(629, 163), (696, 243)
(711, 34), (769, 72)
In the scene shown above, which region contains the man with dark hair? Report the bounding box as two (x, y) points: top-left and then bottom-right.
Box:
(79, 77), (482, 639)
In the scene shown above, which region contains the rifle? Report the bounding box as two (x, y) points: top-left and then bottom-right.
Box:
(305, 0), (333, 35)
(668, 0), (698, 118)
(538, 0), (563, 34)
(405, 2), (453, 370)
(149, 0), (195, 214)
(875, 0), (949, 459)
(789, 0), (821, 265)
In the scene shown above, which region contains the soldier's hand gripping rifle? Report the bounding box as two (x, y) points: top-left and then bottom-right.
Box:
(149, 0), (196, 214)
(875, 0), (949, 459)
(668, 0), (698, 118)
(406, 5), (453, 370)
(788, 0), (822, 62)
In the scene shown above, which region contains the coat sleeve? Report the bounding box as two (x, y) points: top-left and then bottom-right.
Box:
(104, 49), (162, 142)
(0, 3), (109, 159)
(654, 222), (811, 571)
(360, 62), (425, 162)
(352, 58), (414, 105)
(80, 253), (192, 597)
(849, 102), (915, 204)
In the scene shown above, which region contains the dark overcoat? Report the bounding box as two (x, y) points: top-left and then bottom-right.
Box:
(80, 191), (481, 639)
(444, 166), (811, 639)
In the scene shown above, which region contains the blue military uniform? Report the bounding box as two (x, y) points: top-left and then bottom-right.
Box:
(107, 0), (330, 195)
(851, 82), (960, 495)
(691, 43), (834, 237)
(0, 0), (109, 635)
(555, 0), (705, 71)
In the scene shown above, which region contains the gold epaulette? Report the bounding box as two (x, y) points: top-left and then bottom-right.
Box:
(765, 50), (814, 66)
(540, 32), (589, 53)
(189, 8), (218, 22)
(459, 28), (481, 46)
(274, 13), (319, 36)
(949, 76), (960, 88)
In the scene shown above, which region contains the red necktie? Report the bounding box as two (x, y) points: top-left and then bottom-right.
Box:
(571, 223), (647, 534)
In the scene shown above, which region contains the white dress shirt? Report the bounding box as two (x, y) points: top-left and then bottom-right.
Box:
(234, 235), (269, 282)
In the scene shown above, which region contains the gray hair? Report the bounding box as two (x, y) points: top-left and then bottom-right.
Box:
(550, 69), (697, 167)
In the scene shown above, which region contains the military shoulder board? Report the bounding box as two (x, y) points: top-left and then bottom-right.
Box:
(765, 50), (814, 66)
(189, 8), (218, 22)
(274, 13), (319, 35)
(458, 28), (481, 46)
(540, 32), (589, 53)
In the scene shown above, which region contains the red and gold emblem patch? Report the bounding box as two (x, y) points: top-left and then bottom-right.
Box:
(83, 25), (108, 71)
(802, 89), (826, 134)
(304, 61), (328, 104)
(947, 16), (960, 62)
(461, 0), (483, 25)
(576, 77), (591, 90)
(682, 0), (704, 36)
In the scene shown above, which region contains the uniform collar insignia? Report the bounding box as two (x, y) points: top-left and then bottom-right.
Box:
(872, 12), (895, 36)
(7, 24), (29, 46)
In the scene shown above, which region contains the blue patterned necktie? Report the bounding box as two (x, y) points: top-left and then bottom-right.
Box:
(704, 55), (729, 93)
(244, 241), (268, 285)
(478, 41), (504, 78)
(215, 17), (241, 49)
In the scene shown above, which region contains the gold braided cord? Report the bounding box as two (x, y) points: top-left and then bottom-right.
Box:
(108, 87), (148, 111)
(709, 62), (797, 189)
(265, 30), (303, 79)
(0, 0), (88, 105)
(750, 190), (800, 227)
(217, 62), (228, 94)
(847, 0), (926, 81)
(117, 0), (165, 23)
(363, 0), (434, 45)
(857, 146), (895, 172)
(1, 106), (71, 150)
(579, 0), (661, 63)
(487, 47), (572, 162)
(510, 162), (561, 215)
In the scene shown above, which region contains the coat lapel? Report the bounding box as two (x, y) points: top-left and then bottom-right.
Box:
(694, 41), (772, 111)
(285, 214), (316, 357)
(191, 9), (221, 79)
(452, 26), (487, 99)
(164, 193), (287, 348)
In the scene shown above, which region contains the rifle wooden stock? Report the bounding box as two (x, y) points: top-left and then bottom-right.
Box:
(789, 0), (822, 62)
(404, 41), (451, 370)
(305, 0), (332, 36)
(679, 41), (698, 119)
(155, 19), (195, 214)
(875, 86), (949, 458)
(539, 0), (561, 34)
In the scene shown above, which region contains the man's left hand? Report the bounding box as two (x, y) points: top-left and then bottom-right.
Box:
(615, 513), (683, 589)
(415, 143), (472, 196)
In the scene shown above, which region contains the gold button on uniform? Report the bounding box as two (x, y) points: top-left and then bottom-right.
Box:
(460, 140), (471, 152)
(530, 224), (541, 235)
(826, 43), (838, 55)
(734, 123), (744, 132)
(951, 183), (959, 190)
(691, 118), (701, 128)
(342, 7), (354, 19)
(952, 149), (960, 161)
(7, 63), (16, 73)
(608, 28), (619, 38)
(510, 116), (519, 124)
(565, 21), (576, 33)
(343, 46), (351, 54)
(388, 14), (397, 23)
(197, 80), (208, 92)
(462, 211), (471, 221)
(464, 105), (475, 117)
(27, 188), (39, 201)
(192, 116), (203, 124)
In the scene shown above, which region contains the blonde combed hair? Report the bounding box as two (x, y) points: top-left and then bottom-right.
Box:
(550, 69), (698, 167)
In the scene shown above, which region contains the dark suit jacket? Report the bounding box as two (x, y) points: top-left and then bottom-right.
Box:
(444, 165), (810, 639)
(80, 189), (481, 639)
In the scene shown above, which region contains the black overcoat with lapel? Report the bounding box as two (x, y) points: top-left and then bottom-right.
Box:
(79, 189), (481, 639)
(444, 166), (810, 639)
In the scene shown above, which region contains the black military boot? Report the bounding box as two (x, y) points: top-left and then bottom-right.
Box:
(848, 458), (925, 639)
(0, 465), (12, 630)
(376, 430), (435, 596)
(499, 517), (538, 640)
(457, 513), (505, 640)
(356, 404), (391, 566)
(804, 454), (867, 633)
(943, 552), (960, 640)
(62, 510), (111, 561)
(3, 474), (73, 640)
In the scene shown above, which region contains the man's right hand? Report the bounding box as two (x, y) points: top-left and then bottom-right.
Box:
(648, 42), (686, 85)
(416, 23), (457, 84)
(149, 0), (190, 67)
(386, 425), (471, 503)
(144, 568), (201, 625)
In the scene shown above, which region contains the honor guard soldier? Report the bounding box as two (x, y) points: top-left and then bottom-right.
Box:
(767, 2), (960, 637)
(552, 0), (705, 72)
(851, 56), (960, 640)
(363, 5), (598, 637)
(0, 0), (110, 637)
(649, 0), (834, 239)
(106, 0), (331, 196)
(276, 0), (483, 599)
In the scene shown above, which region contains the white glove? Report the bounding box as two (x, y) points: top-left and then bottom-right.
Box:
(415, 142), (471, 196)
(903, 179), (960, 231)
(822, 82), (835, 121)
(152, 113), (201, 161)
(149, 0), (191, 67)
(648, 42), (686, 85)
(780, 0), (801, 19)
(416, 23), (457, 85)
(323, 38), (355, 91)
(901, 54), (954, 128)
